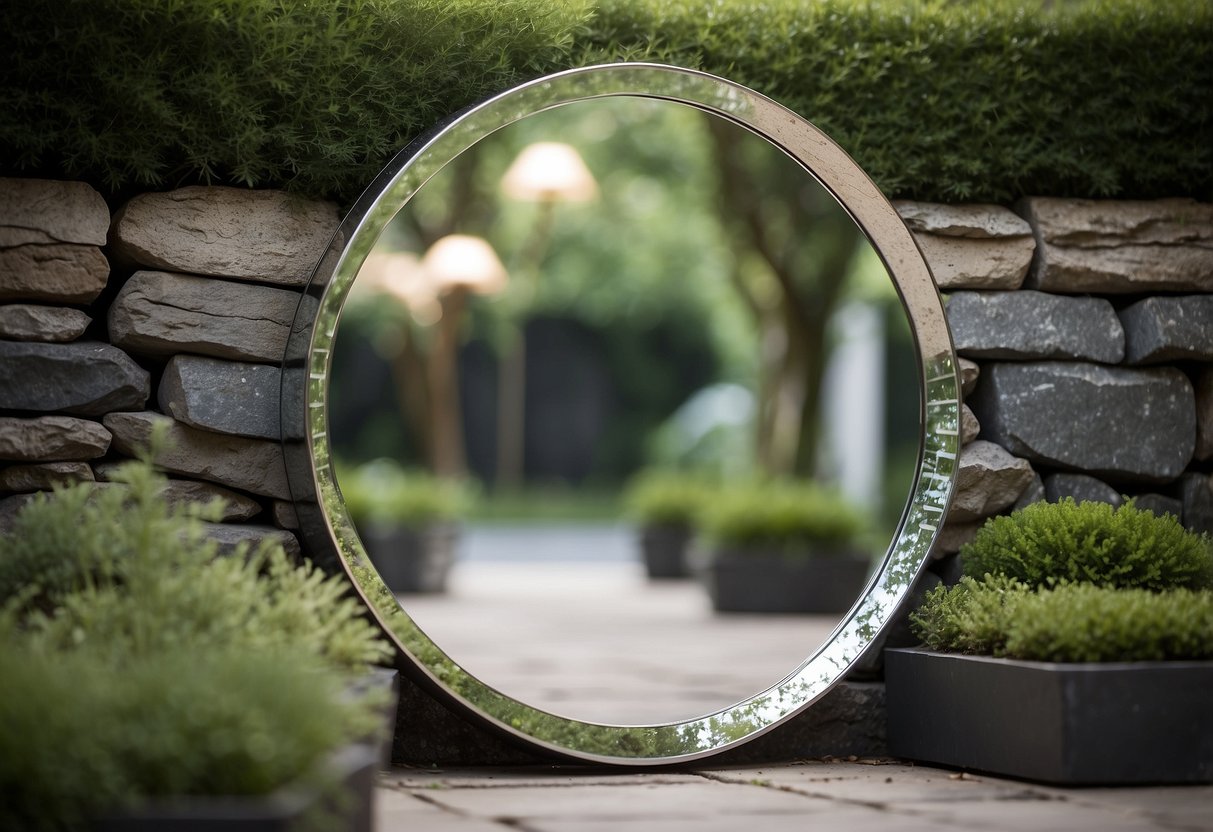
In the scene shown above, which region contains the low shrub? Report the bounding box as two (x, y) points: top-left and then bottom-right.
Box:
(699, 480), (863, 552)
(959, 499), (1213, 591)
(339, 458), (472, 526)
(622, 470), (713, 527)
(911, 577), (1213, 663)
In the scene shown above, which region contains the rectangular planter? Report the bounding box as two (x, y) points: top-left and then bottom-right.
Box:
(885, 647), (1213, 785)
(363, 522), (456, 593)
(705, 548), (871, 613)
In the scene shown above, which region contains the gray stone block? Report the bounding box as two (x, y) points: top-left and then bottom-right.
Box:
(947, 440), (1035, 523)
(1128, 493), (1183, 521)
(0, 415), (111, 462)
(159, 355), (281, 440)
(108, 271), (301, 362)
(895, 201), (1035, 290)
(1197, 367), (1213, 461)
(0, 178), (110, 246)
(0, 341), (148, 416)
(0, 304), (91, 342)
(0, 244), (109, 304)
(960, 403), (980, 445)
(1013, 470), (1046, 511)
(1180, 473), (1213, 536)
(1119, 296), (1213, 364)
(110, 186), (338, 286)
(929, 520), (983, 558)
(969, 361), (1195, 484)
(272, 500), (300, 529)
(104, 411), (290, 500)
(0, 461), (94, 493)
(201, 523), (301, 559)
(1043, 473), (1122, 507)
(958, 357), (980, 398)
(947, 291), (1123, 362)
(1020, 197), (1213, 294)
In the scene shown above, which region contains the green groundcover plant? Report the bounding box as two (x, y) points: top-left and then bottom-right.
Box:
(622, 470), (714, 527)
(699, 480), (864, 552)
(2, 0), (1208, 203)
(913, 500), (1213, 662)
(339, 458), (472, 527)
(0, 441), (392, 830)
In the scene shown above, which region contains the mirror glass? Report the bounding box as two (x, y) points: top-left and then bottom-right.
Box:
(327, 99), (921, 724)
(284, 63), (959, 764)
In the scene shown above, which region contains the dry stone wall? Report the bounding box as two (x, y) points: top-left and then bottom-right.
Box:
(896, 197), (1213, 571)
(0, 177), (339, 557)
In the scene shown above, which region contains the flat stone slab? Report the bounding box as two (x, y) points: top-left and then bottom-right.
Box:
(0, 178), (110, 246)
(158, 355), (280, 440)
(0, 415), (111, 462)
(201, 522), (300, 558)
(1043, 472), (1122, 507)
(1119, 295), (1213, 364)
(1129, 492), (1183, 520)
(1197, 366), (1213, 461)
(108, 270), (301, 362)
(0, 461), (95, 492)
(947, 439), (1035, 523)
(896, 201), (1035, 290)
(97, 463), (264, 522)
(0, 340), (149, 416)
(1020, 197), (1213, 293)
(1180, 473), (1213, 536)
(969, 361), (1195, 483)
(0, 304), (91, 342)
(103, 411), (290, 499)
(110, 186), (338, 286)
(0, 243), (109, 304)
(947, 290), (1123, 362)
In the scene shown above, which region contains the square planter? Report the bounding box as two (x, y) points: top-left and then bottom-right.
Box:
(885, 647), (1213, 785)
(638, 523), (693, 579)
(363, 522), (457, 593)
(704, 548), (871, 613)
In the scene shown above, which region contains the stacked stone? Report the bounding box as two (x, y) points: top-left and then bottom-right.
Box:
(0, 179), (338, 556)
(898, 197), (1213, 564)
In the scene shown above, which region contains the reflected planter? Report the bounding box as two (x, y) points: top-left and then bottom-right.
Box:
(704, 548), (871, 613)
(638, 523), (693, 579)
(362, 522), (457, 594)
(885, 647), (1213, 785)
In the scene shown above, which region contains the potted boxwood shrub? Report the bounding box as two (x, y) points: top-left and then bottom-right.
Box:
(0, 446), (395, 830)
(340, 458), (470, 594)
(886, 498), (1213, 785)
(622, 470), (713, 579)
(698, 481), (872, 613)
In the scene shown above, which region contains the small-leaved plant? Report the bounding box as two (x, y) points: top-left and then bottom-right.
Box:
(699, 480), (864, 555)
(339, 458), (471, 528)
(622, 470), (714, 528)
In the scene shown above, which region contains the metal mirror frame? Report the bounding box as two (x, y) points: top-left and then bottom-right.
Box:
(282, 63), (960, 765)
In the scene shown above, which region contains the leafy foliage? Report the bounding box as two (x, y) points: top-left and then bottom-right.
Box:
(959, 498), (1213, 591)
(339, 457), (472, 525)
(699, 480), (864, 550)
(1, 0), (1208, 203)
(622, 469), (715, 526)
(911, 577), (1213, 663)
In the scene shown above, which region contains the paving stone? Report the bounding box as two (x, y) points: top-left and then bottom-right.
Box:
(0, 415), (111, 462)
(946, 440), (1034, 523)
(960, 404), (980, 445)
(1119, 295), (1213, 364)
(958, 358), (980, 398)
(108, 270), (301, 362)
(110, 186), (338, 286)
(1020, 197), (1213, 294)
(158, 355), (280, 439)
(0, 178), (110, 246)
(895, 201), (1035, 290)
(947, 291), (1123, 363)
(0, 461), (94, 492)
(1127, 493), (1183, 520)
(968, 362), (1195, 484)
(0, 340), (148, 416)
(0, 304), (91, 342)
(1197, 366), (1213, 461)
(1043, 473), (1123, 507)
(0, 243), (109, 303)
(201, 522), (300, 558)
(103, 411), (290, 499)
(375, 788), (505, 832)
(1179, 472), (1213, 536)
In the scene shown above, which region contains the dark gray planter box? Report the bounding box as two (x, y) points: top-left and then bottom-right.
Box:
(704, 548), (871, 613)
(638, 523), (692, 579)
(885, 647), (1213, 785)
(363, 522), (456, 593)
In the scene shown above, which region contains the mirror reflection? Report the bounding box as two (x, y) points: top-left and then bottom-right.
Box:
(328, 99), (919, 724)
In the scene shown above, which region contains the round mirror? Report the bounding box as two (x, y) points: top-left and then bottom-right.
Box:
(283, 63), (959, 764)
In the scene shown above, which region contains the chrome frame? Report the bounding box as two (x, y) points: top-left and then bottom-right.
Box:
(282, 63), (960, 765)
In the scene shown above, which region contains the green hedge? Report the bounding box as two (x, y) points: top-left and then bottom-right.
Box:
(2, 0), (1209, 203)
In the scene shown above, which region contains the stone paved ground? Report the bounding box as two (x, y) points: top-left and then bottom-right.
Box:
(374, 761), (1213, 831)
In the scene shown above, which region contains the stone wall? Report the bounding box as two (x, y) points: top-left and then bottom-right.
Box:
(0, 178), (339, 554)
(896, 197), (1213, 579)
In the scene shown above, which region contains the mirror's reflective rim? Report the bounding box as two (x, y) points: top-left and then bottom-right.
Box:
(283, 63), (960, 765)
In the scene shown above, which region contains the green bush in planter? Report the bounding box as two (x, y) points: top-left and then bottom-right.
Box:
(698, 481), (864, 554)
(339, 458), (471, 527)
(0, 444), (392, 829)
(959, 498), (1213, 591)
(622, 470), (714, 527)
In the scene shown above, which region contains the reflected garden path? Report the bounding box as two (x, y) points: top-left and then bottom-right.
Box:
(403, 524), (840, 725)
